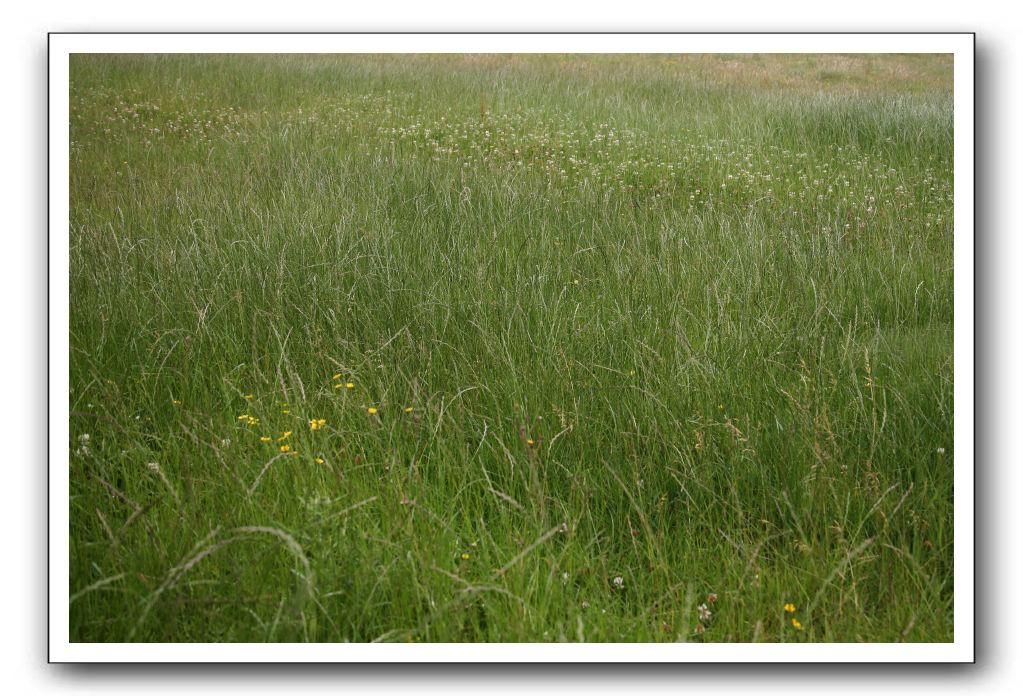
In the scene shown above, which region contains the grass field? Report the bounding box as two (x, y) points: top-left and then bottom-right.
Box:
(68, 53), (954, 643)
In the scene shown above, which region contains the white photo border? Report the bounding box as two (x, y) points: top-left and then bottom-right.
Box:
(49, 32), (974, 663)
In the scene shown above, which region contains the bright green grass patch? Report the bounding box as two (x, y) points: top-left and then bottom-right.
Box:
(69, 54), (953, 643)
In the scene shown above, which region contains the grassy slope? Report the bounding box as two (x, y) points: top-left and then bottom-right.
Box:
(68, 54), (954, 642)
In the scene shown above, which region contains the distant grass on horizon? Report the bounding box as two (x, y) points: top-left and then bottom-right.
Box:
(69, 53), (954, 643)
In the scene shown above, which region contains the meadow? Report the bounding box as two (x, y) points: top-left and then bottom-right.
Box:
(68, 53), (955, 643)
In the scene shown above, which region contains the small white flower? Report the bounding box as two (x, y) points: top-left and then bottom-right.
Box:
(581, 601), (590, 610)
(146, 461), (160, 473)
(561, 571), (570, 584)
(697, 603), (712, 621)
(612, 576), (624, 588)
(78, 433), (90, 443)
(937, 447), (946, 455)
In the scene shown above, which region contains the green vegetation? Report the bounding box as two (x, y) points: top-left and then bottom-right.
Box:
(69, 53), (954, 642)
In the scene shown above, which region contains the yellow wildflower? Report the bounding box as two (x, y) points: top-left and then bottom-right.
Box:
(314, 457), (325, 465)
(309, 418), (327, 431)
(279, 444), (291, 453)
(791, 618), (803, 630)
(172, 399), (181, 406)
(461, 552), (470, 560)
(332, 373), (342, 381)
(259, 436), (272, 443)
(526, 438), (535, 446)
(784, 603), (796, 613)
(277, 431), (292, 442)
(246, 416), (259, 426)
(244, 394), (254, 400)
(404, 406), (414, 413)
(367, 407), (378, 415)
(346, 382), (355, 390)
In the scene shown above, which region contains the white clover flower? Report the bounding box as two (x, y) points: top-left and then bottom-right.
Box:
(612, 576), (624, 589)
(146, 461), (160, 473)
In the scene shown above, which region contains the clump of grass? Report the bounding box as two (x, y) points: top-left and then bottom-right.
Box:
(69, 53), (953, 643)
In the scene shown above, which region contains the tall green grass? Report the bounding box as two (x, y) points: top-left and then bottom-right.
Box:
(69, 54), (954, 642)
